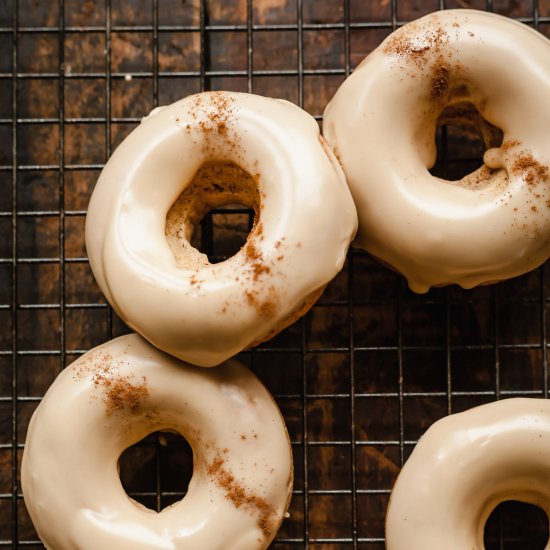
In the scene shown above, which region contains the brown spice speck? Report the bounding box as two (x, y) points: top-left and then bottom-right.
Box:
(105, 377), (148, 414)
(431, 63), (449, 99)
(245, 290), (277, 318)
(245, 242), (261, 262)
(245, 240), (273, 282)
(512, 153), (549, 187)
(383, 24), (448, 61)
(199, 91), (236, 136)
(207, 454), (277, 538)
(245, 290), (256, 307)
(75, 352), (149, 416)
(383, 23), (455, 104)
(253, 264), (271, 280)
(502, 139), (521, 151)
(259, 300), (276, 317)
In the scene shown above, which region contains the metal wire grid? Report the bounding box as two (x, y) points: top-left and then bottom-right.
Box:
(2, 0), (550, 547)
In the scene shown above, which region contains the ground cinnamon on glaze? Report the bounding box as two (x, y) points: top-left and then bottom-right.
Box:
(383, 22), (456, 105)
(245, 241), (273, 282)
(431, 63), (449, 99)
(501, 139), (521, 151)
(383, 24), (449, 63)
(207, 454), (277, 538)
(245, 290), (276, 318)
(73, 352), (149, 415)
(187, 91), (237, 137)
(512, 153), (549, 187)
(104, 377), (148, 414)
(245, 241), (262, 262)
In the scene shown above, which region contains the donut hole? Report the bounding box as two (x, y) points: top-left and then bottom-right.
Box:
(166, 161), (259, 266)
(484, 500), (549, 549)
(118, 431), (194, 512)
(190, 203), (255, 263)
(430, 101), (503, 184)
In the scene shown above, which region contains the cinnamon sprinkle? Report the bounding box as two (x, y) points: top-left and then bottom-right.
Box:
(245, 238), (273, 281)
(245, 242), (262, 262)
(207, 454), (277, 538)
(252, 263), (271, 280)
(383, 23), (454, 103)
(192, 91), (237, 137)
(502, 139), (521, 151)
(245, 290), (276, 318)
(105, 377), (148, 414)
(383, 24), (448, 62)
(511, 153), (549, 187)
(431, 63), (449, 99)
(74, 352), (149, 415)
(464, 165), (498, 189)
(258, 300), (276, 317)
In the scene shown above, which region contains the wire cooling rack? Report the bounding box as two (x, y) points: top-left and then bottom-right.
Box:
(2, 0), (550, 548)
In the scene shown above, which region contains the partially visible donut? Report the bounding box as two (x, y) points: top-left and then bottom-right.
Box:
(324, 10), (550, 293)
(86, 91), (357, 366)
(21, 334), (293, 550)
(386, 398), (550, 549)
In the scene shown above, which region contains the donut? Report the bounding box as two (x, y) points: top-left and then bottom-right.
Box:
(21, 334), (293, 550)
(386, 398), (550, 549)
(86, 91), (357, 366)
(323, 10), (550, 293)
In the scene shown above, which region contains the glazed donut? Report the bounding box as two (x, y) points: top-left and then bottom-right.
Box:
(324, 9), (550, 293)
(21, 334), (293, 550)
(86, 91), (357, 366)
(386, 398), (550, 549)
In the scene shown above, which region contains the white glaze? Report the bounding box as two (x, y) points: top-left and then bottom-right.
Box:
(386, 398), (550, 549)
(324, 9), (550, 293)
(21, 334), (293, 550)
(86, 91), (357, 366)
